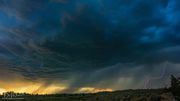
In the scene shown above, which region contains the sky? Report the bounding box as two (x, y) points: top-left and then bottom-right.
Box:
(0, 0), (180, 94)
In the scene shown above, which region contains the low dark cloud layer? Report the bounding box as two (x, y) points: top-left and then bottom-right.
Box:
(0, 0), (180, 92)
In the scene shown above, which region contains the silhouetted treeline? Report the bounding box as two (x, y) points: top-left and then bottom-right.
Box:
(170, 75), (180, 100)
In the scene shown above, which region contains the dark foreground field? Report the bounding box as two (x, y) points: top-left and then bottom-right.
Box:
(0, 89), (178, 101)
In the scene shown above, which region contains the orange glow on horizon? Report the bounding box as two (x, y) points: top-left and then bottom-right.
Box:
(78, 87), (113, 93)
(0, 88), (6, 94)
(0, 80), (67, 94)
(0, 80), (113, 94)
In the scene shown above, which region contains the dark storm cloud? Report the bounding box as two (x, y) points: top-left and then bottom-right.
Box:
(40, 0), (180, 65)
(0, 0), (180, 91)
